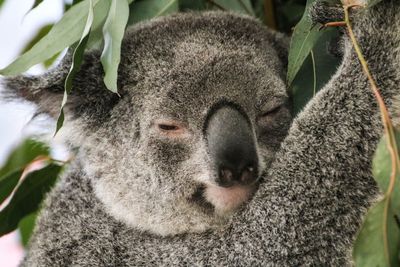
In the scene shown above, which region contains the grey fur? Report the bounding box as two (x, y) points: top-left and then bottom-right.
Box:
(3, 1), (400, 266)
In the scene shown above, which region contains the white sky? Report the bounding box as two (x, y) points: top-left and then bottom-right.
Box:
(0, 1), (65, 266)
(0, 0), (65, 164)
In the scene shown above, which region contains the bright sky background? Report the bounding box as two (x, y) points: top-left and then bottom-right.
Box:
(0, 0), (64, 266)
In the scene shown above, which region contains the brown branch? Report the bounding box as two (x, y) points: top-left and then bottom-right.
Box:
(263, 0), (277, 30)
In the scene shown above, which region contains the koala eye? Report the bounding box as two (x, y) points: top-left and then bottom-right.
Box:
(153, 119), (189, 138)
(257, 105), (284, 126)
(158, 124), (179, 131)
(259, 105), (282, 118)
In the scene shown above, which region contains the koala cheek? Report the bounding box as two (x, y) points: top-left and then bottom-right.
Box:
(146, 139), (191, 174)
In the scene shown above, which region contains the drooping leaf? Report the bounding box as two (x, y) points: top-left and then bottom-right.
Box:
(353, 201), (400, 267)
(86, 0), (111, 49)
(128, 0), (179, 25)
(0, 164), (63, 236)
(0, 139), (50, 205)
(0, 139), (49, 179)
(18, 212), (38, 247)
(290, 29), (341, 114)
(210, 0), (255, 15)
(287, 0), (324, 86)
(43, 52), (62, 69)
(19, 24), (58, 68)
(353, 131), (400, 267)
(31, 0), (44, 10)
(101, 0), (130, 93)
(179, 0), (207, 11)
(55, 0), (94, 134)
(0, 170), (23, 205)
(0, 0), (109, 76)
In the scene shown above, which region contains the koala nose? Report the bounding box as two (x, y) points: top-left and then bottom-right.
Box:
(205, 104), (259, 187)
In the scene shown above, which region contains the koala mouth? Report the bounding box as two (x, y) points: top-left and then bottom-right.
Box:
(189, 183), (258, 214)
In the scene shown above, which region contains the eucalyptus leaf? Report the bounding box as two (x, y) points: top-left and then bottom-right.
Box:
(0, 0), (109, 76)
(353, 131), (400, 267)
(287, 0), (323, 86)
(101, 0), (130, 93)
(353, 201), (400, 267)
(179, 0), (207, 11)
(0, 164), (63, 236)
(31, 0), (44, 10)
(0, 170), (23, 205)
(211, 0), (255, 15)
(128, 0), (179, 25)
(0, 139), (49, 179)
(55, 0), (94, 134)
(18, 212), (38, 247)
(290, 29), (340, 114)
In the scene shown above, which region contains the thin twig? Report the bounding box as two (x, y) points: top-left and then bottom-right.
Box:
(310, 50), (317, 97)
(263, 0), (277, 30)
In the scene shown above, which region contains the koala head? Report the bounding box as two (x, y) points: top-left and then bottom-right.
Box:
(4, 12), (291, 236)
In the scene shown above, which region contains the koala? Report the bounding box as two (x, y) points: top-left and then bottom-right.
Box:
(3, 0), (400, 266)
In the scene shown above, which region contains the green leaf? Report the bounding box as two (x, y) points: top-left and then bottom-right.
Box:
(20, 24), (53, 54)
(101, 0), (130, 93)
(0, 139), (49, 179)
(55, 0), (94, 134)
(0, 164), (63, 236)
(128, 0), (179, 25)
(367, 0), (384, 8)
(0, 139), (50, 205)
(210, 0), (255, 15)
(353, 131), (400, 267)
(18, 212), (38, 247)
(31, 0), (44, 10)
(179, 0), (207, 11)
(353, 201), (400, 267)
(0, 0), (5, 10)
(287, 0), (324, 86)
(372, 131), (400, 210)
(290, 29), (341, 114)
(0, 0), (109, 76)
(0, 171), (23, 205)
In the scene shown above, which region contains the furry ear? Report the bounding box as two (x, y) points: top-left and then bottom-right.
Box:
(2, 50), (120, 122)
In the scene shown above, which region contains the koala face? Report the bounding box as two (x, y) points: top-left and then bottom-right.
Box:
(80, 13), (291, 236)
(6, 12), (291, 236)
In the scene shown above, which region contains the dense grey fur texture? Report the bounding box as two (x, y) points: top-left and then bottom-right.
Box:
(3, 1), (400, 265)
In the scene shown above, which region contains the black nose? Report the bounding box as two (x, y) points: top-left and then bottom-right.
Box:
(205, 105), (259, 187)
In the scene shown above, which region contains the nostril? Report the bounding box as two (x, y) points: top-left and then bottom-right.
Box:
(218, 165), (258, 187)
(240, 165), (257, 185)
(219, 168), (234, 187)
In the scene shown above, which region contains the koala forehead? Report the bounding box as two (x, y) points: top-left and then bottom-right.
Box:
(117, 11), (287, 127)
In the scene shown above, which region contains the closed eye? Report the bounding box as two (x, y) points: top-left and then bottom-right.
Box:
(259, 105), (282, 118)
(153, 119), (190, 138)
(158, 124), (179, 131)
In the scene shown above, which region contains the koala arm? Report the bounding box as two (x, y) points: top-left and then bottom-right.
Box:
(21, 170), (119, 267)
(235, 2), (400, 265)
(111, 3), (400, 266)
(151, 2), (399, 266)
